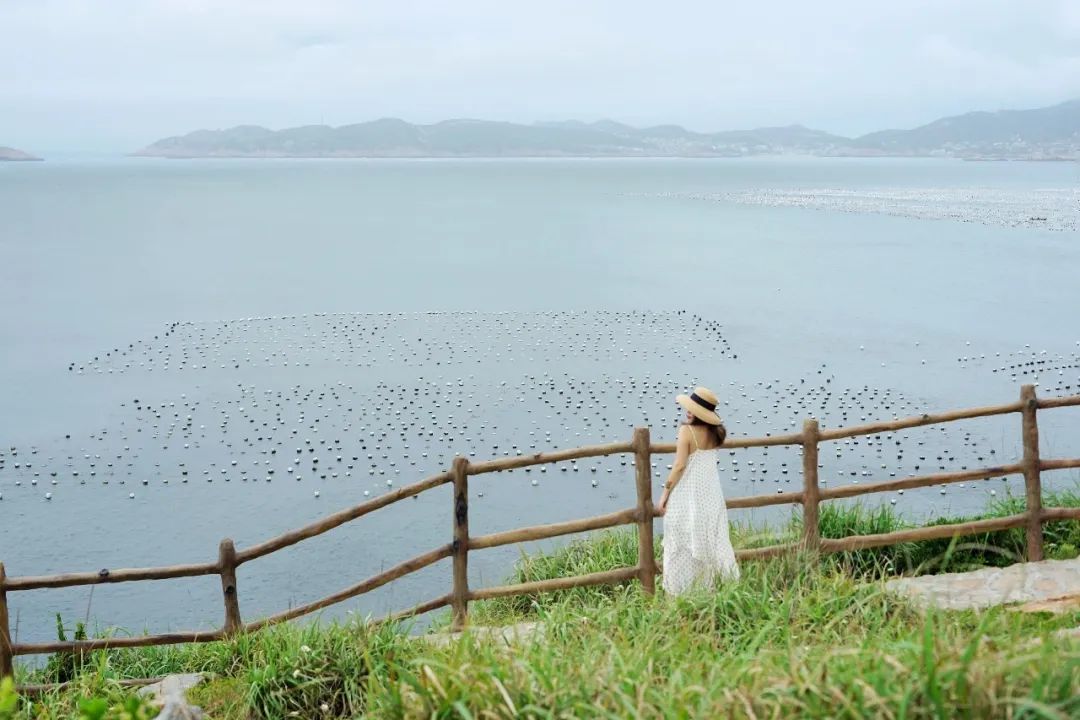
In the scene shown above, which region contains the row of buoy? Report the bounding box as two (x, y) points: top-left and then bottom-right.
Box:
(1, 368), (1016, 496)
(67, 311), (734, 375)
(9, 310), (1078, 518)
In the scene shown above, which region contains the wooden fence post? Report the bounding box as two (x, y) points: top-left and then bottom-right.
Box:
(450, 457), (470, 631)
(0, 564), (13, 680)
(218, 539), (242, 636)
(633, 427), (657, 594)
(801, 419), (821, 551)
(1020, 384), (1044, 562)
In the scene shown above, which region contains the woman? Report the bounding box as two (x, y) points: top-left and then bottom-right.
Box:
(657, 386), (740, 594)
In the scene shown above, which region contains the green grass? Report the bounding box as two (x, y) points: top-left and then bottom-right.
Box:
(11, 551), (1079, 719)
(8, 488), (1080, 718)
(814, 488), (1080, 578)
(464, 487), (1080, 624)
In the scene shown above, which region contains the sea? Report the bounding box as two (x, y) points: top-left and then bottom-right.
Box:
(1, 156), (1079, 649)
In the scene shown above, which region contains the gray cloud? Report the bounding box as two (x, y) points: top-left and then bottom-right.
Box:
(2, 0), (1078, 152)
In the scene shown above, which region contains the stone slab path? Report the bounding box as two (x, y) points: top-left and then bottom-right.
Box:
(421, 621), (544, 649)
(137, 673), (207, 719)
(884, 557), (1080, 611)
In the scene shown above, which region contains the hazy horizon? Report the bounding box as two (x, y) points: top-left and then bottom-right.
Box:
(3, 0), (1079, 153)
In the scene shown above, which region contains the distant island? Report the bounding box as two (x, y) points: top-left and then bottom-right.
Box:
(136, 99), (1080, 160)
(0, 146), (42, 161)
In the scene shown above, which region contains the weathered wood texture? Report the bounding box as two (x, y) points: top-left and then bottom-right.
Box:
(1041, 458), (1080, 472)
(14, 630), (225, 655)
(1042, 507), (1080, 521)
(633, 428), (657, 594)
(378, 594), (453, 625)
(238, 471), (451, 563)
(5, 562), (219, 592)
(243, 544), (452, 633)
(651, 489), (805, 516)
(1021, 385), (1043, 562)
(1037, 395), (1080, 410)
(818, 401), (1024, 441)
(450, 457), (470, 631)
(726, 490), (804, 509)
(218, 539), (242, 636)
(819, 464), (1025, 501)
(736, 543), (800, 561)
(819, 513), (1029, 553)
(801, 419), (821, 551)
(468, 442), (634, 474)
(651, 430), (804, 453)
(469, 566), (639, 601)
(18, 677), (161, 696)
(0, 564), (12, 680)
(469, 508), (637, 550)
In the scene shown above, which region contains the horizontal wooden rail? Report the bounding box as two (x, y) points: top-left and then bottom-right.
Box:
(469, 508), (639, 550)
(18, 677), (161, 697)
(243, 544), (453, 633)
(818, 401), (1024, 441)
(651, 430), (805, 453)
(736, 543), (800, 561)
(1037, 396), (1080, 410)
(378, 594), (453, 625)
(727, 490), (804, 509)
(238, 471), (451, 564)
(819, 513), (1029, 553)
(467, 442), (634, 474)
(4, 562), (220, 592)
(1042, 507), (1080, 521)
(1039, 458), (1080, 472)
(648, 490), (805, 517)
(469, 566), (639, 601)
(13, 630), (224, 656)
(819, 464), (1025, 501)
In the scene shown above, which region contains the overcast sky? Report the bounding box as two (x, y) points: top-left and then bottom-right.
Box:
(3, 0), (1079, 152)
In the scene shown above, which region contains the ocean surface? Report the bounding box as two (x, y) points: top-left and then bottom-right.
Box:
(1, 157), (1079, 650)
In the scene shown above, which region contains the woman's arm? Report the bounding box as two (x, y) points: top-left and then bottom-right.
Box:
(657, 426), (691, 515)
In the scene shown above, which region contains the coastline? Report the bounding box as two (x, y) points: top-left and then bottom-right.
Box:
(129, 151), (1078, 161)
(0, 147), (43, 162)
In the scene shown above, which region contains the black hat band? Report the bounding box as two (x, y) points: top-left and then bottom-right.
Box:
(690, 392), (716, 412)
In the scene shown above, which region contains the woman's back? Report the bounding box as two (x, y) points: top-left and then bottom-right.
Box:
(687, 424), (721, 452)
(660, 386), (740, 594)
(662, 418), (739, 593)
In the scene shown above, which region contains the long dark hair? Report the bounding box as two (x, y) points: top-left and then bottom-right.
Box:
(688, 416), (727, 446)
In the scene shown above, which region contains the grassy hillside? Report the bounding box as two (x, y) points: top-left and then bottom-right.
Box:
(6, 491), (1080, 719)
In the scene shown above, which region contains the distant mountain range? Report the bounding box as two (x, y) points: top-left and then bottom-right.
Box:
(0, 146), (42, 161)
(136, 99), (1080, 160)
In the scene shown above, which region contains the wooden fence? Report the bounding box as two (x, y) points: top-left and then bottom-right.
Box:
(3, 383), (1080, 686)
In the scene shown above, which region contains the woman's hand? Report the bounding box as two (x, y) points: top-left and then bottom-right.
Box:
(657, 489), (669, 515)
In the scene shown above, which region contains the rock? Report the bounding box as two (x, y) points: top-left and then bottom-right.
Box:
(421, 621), (544, 649)
(155, 701), (204, 720)
(1008, 593), (1080, 615)
(884, 557), (1080, 611)
(136, 673), (206, 719)
(1053, 626), (1080, 642)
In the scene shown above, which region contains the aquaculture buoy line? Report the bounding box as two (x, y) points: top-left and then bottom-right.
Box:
(4, 311), (1080, 512)
(633, 187), (1080, 233)
(64, 310), (734, 376)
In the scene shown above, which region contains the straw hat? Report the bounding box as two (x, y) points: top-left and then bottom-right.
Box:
(676, 386), (722, 425)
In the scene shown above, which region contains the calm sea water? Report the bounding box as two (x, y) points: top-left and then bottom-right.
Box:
(1, 157), (1079, 648)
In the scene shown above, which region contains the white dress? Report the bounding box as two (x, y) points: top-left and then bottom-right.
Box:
(662, 434), (740, 595)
